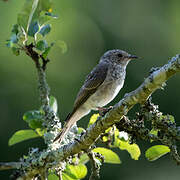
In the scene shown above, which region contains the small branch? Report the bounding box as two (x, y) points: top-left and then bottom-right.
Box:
(170, 145), (180, 165)
(57, 170), (63, 180)
(0, 162), (21, 170)
(23, 43), (58, 130)
(87, 151), (100, 180)
(24, 43), (40, 68)
(40, 55), (50, 71)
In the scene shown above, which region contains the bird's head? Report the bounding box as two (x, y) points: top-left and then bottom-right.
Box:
(100, 49), (138, 66)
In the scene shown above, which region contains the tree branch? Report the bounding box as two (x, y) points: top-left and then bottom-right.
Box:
(59, 54), (180, 161)
(1, 55), (180, 179)
(0, 162), (21, 170)
(87, 151), (100, 180)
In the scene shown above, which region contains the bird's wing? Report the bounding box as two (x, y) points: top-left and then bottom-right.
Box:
(53, 62), (109, 143)
(73, 62), (109, 111)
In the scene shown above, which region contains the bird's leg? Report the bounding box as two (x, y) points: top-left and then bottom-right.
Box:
(97, 106), (113, 116)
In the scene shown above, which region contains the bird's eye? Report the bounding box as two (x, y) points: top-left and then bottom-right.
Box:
(117, 53), (123, 58)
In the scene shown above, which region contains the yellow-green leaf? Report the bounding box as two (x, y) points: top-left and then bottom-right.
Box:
(62, 173), (75, 180)
(65, 164), (87, 179)
(149, 128), (158, 142)
(145, 145), (170, 161)
(102, 135), (108, 142)
(118, 140), (141, 160)
(48, 173), (59, 180)
(77, 127), (85, 134)
(88, 114), (99, 127)
(93, 147), (121, 164)
(78, 154), (89, 164)
(35, 128), (45, 136)
(8, 129), (39, 146)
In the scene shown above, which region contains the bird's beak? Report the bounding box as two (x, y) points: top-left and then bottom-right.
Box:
(128, 54), (138, 60)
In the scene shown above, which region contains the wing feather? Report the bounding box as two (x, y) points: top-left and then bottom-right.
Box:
(73, 62), (109, 111)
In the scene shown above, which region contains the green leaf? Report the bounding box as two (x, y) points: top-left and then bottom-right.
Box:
(23, 110), (44, 129)
(167, 115), (175, 123)
(28, 21), (40, 37)
(48, 173), (59, 180)
(62, 173), (75, 180)
(88, 114), (99, 127)
(45, 12), (58, 18)
(38, 11), (57, 26)
(35, 128), (45, 136)
(65, 164), (87, 179)
(36, 40), (48, 51)
(56, 40), (68, 54)
(17, 0), (33, 30)
(93, 147), (121, 164)
(17, 0), (53, 32)
(39, 24), (51, 36)
(160, 115), (175, 123)
(8, 129), (39, 146)
(49, 96), (58, 113)
(42, 47), (50, 58)
(6, 41), (13, 48)
(149, 128), (158, 142)
(38, 0), (52, 12)
(39, 12), (51, 25)
(145, 145), (170, 161)
(150, 128), (158, 136)
(12, 47), (20, 56)
(10, 34), (18, 43)
(116, 139), (141, 160)
(27, 0), (39, 34)
(77, 127), (85, 135)
(78, 154), (89, 164)
(12, 24), (19, 34)
(42, 42), (54, 58)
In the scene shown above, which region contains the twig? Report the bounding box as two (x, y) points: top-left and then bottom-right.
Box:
(40, 55), (50, 71)
(57, 170), (63, 180)
(170, 145), (180, 165)
(23, 43), (58, 130)
(87, 151), (100, 180)
(0, 162), (21, 170)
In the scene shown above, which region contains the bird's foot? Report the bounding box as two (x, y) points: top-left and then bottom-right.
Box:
(98, 106), (113, 117)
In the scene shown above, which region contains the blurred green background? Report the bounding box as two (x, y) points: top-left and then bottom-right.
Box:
(0, 0), (180, 179)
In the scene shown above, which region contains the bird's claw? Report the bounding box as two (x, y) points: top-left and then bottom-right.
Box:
(98, 106), (113, 116)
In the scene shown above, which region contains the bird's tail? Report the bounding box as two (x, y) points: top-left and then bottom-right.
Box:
(53, 107), (90, 143)
(53, 110), (77, 143)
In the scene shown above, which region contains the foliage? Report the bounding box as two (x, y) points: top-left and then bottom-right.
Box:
(6, 0), (58, 58)
(8, 129), (40, 146)
(145, 145), (170, 161)
(3, 0), (180, 179)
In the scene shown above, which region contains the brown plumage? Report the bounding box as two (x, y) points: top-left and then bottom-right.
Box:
(53, 50), (138, 143)
(53, 62), (109, 143)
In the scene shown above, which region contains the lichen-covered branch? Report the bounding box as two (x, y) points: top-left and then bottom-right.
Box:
(24, 43), (61, 143)
(87, 151), (100, 180)
(0, 55), (180, 179)
(59, 54), (180, 161)
(0, 162), (21, 170)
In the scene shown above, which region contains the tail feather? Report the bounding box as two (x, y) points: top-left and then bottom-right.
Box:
(53, 107), (90, 143)
(53, 111), (75, 143)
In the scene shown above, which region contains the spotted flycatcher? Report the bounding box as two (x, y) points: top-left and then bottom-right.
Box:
(54, 49), (138, 143)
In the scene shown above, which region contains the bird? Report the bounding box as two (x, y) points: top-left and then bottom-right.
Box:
(54, 49), (138, 143)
